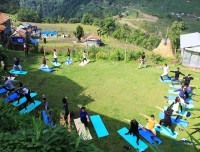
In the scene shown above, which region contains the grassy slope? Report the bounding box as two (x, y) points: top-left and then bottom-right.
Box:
(1, 50), (200, 152)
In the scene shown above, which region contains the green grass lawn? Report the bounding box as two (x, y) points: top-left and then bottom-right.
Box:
(1, 50), (200, 152)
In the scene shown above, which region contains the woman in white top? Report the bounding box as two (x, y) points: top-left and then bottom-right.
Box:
(53, 49), (58, 63)
(160, 64), (170, 81)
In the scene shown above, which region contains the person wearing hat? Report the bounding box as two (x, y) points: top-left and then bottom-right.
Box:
(170, 67), (185, 85)
(139, 113), (161, 136)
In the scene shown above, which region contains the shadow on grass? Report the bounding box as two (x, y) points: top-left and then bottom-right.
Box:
(0, 50), (198, 152)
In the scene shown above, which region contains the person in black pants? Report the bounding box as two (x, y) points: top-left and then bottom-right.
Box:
(170, 67), (185, 85)
(125, 119), (142, 145)
(156, 106), (175, 135)
(22, 87), (35, 110)
(62, 97), (71, 130)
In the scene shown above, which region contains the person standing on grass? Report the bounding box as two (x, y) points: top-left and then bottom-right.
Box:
(138, 52), (146, 69)
(170, 67), (185, 85)
(78, 104), (90, 130)
(124, 119), (144, 145)
(67, 48), (71, 57)
(139, 113), (161, 136)
(53, 49), (58, 63)
(82, 51), (87, 62)
(155, 106), (175, 135)
(160, 64), (170, 81)
(12, 56), (22, 72)
(24, 42), (28, 57)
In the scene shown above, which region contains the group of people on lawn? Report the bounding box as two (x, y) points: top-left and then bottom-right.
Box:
(0, 50), (197, 147)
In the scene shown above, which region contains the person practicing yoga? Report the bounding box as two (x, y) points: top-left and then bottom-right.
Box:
(12, 56), (22, 72)
(40, 55), (48, 68)
(160, 64), (170, 81)
(182, 74), (194, 85)
(138, 52), (146, 69)
(155, 106), (175, 135)
(82, 51), (87, 62)
(124, 118), (144, 145)
(139, 113), (161, 136)
(170, 67), (185, 85)
(184, 83), (194, 99)
(0, 77), (18, 96)
(53, 49), (58, 63)
(78, 104), (90, 130)
(62, 97), (71, 131)
(168, 96), (182, 121)
(42, 94), (48, 110)
(21, 87), (35, 111)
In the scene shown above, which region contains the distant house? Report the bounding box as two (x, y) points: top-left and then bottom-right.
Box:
(85, 34), (104, 47)
(180, 32), (200, 68)
(0, 12), (12, 45)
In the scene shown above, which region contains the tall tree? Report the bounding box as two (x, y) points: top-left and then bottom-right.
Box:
(168, 21), (186, 49)
(74, 25), (84, 42)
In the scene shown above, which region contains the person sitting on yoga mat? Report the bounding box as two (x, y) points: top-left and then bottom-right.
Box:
(42, 94), (48, 110)
(170, 67), (185, 85)
(21, 87), (35, 111)
(40, 55), (48, 68)
(139, 113), (161, 136)
(78, 104), (90, 130)
(160, 64), (170, 81)
(62, 97), (71, 131)
(155, 106), (175, 135)
(1, 77), (18, 96)
(53, 49), (58, 63)
(124, 119), (144, 145)
(12, 56), (22, 72)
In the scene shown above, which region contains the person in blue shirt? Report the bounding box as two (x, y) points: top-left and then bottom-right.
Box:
(78, 104), (90, 129)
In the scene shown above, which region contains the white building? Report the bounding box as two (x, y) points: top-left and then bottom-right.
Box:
(180, 32), (200, 68)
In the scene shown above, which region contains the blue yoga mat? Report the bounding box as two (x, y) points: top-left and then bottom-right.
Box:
(159, 78), (171, 83)
(117, 127), (148, 152)
(42, 110), (53, 126)
(12, 92), (37, 106)
(39, 68), (54, 73)
(65, 59), (72, 65)
(163, 106), (191, 118)
(168, 90), (180, 95)
(169, 84), (181, 89)
(155, 125), (178, 139)
(138, 128), (162, 146)
(3, 92), (18, 102)
(0, 88), (7, 94)
(10, 70), (28, 75)
(90, 115), (109, 138)
(158, 112), (188, 128)
(19, 100), (41, 114)
(51, 61), (61, 67)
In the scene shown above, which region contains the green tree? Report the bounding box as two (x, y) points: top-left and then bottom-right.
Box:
(168, 21), (186, 49)
(98, 18), (116, 36)
(81, 13), (94, 25)
(74, 25), (84, 42)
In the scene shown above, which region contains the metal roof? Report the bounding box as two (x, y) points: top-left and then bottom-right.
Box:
(180, 32), (200, 49)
